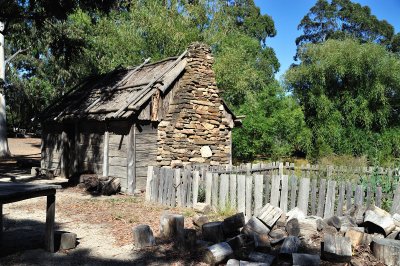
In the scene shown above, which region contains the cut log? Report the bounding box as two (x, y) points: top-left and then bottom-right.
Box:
(227, 259), (269, 266)
(292, 253), (320, 266)
(59, 232), (77, 250)
(183, 229), (197, 250)
(363, 206), (396, 236)
(242, 217), (270, 235)
(197, 240), (213, 250)
(269, 228), (286, 239)
(160, 213), (184, 241)
(280, 236), (301, 257)
(256, 203), (283, 228)
(371, 238), (400, 266)
(132, 224), (156, 249)
(226, 259), (240, 266)
(338, 215), (357, 232)
(226, 234), (251, 251)
(286, 207), (305, 222)
(324, 216), (341, 230)
(223, 212), (245, 236)
(316, 218), (328, 231)
(347, 205), (366, 225)
(386, 230), (399, 240)
(393, 213), (400, 227)
(101, 177), (121, 195)
(344, 227), (365, 247)
(321, 234), (352, 262)
(202, 221), (225, 243)
(193, 214), (209, 228)
(248, 251), (275, 265)
(286, 218), (318, 238)
(204, 242), (234, 265)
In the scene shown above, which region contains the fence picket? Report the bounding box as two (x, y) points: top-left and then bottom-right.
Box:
(270, 175), (281, 207)
(345, 182), (352, 212)
(391, 184), (400, 215)
(229, 174), (237, 209)
(159, 167), (166, 204)
(145, 166), (154, 201)
(310, 179), (317, 215)
(237, 175), (246, 214)
(366, 185), (372, 209)
(280, 175), (289, 213)
(245, 175), (253, 218)
(375, 186), (382, 208)
(297, 177), (310, 215)
(205, 172), (212, 205)
(219, 174), (229, 209)
(324, 180), (336, 218)
(354, 185), (363, 206)
(317, 179), (326, 217)
(211, 173), (219, 208)
(265, 175), (271, 205)
(337, 182), (345, 216)
(254, 174), (264, 214)
(175, 168), (182, 206)
(192, 171), (200, 205)
(290, 175), (297, 210)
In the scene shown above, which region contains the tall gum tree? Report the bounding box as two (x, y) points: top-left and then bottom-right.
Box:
(0, 21), (10, 157)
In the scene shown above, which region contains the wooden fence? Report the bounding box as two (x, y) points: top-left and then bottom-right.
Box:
(145, 162), (400, 219)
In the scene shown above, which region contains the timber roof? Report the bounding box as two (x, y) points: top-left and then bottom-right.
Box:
(41, 51), (188, 121)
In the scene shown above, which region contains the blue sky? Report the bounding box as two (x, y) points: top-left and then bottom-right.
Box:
(254, 0), (400, 79)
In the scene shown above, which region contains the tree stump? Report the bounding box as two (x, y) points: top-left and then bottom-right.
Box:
(286, 218), (318, 238)
(160, 213), (184, 241)
(372, 238), (400, 266)
(223, 212), (245, 236)
(364, 207), (396, 236)
(204, 242), (233, 265)
(322, 234), (352, 262)
(292, 253), (320, 266)
(132, 224), (156, 249)
(202, 221), (225, 243)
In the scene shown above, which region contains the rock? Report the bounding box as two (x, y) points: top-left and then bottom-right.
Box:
(132, 225), (156, 249)
(316, 218), (329, 231)
(200, 146), (213, 157)
(347, 205), (366, 225)
(193, 202), (212, 214)
(371, 237), (400, 266)
(193, 214), (209, 228)
(321, 234), (352, 262)
(344, 228), (365, 247)
(59, 232), (77, 250)
(364, 206), (396, 236)
(324, 216), (341, 230)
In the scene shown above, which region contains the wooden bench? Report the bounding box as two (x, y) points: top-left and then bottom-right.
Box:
(0, 183), (61, 252)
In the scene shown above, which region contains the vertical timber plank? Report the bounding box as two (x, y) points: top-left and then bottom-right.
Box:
(375, 186), (382, 208)
(192, 171), (200, 205)
(337, 182), (345, 216)
(317, 179), (326, 217)
(324, 180), (336, 219)
(270, 175), (281, 207)
(391, 184), (400, 215)
(158, 167), (166, 205)
(310, 179), (317, 215)
(345, 182), (353, 211)
(237, 175), (246, 215)
(175, 168), (182, 207)
(297, 178), (310, 215)
(354, 185), (363, 206)
(219, 174), (229, 209)
(229, 174), (237, 209)
(245, 175), (253, 218)
(211, 173), (219, 209)
(102, 130), (109, 178)
(145, 166), (153, 202)
(205, 172), (212, 205)
(254, 174), (264, 214)
(45, 194), (55, 252)
(290, 175), (297, 210)
(280, 175), (289, 213)
(265, 175), (271, 204)
(127, 124), (135, 194)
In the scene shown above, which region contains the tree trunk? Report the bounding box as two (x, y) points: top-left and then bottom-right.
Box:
(0, 22), (10, 158)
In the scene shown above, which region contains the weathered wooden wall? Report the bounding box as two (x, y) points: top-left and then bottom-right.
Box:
(41, 123), (64, 174)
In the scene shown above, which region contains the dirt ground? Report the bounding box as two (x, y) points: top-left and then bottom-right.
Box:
(0, 138), (203, 265)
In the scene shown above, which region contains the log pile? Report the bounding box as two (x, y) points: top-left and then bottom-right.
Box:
(134, 203), (400, 265)
(79, 174), (120, 195)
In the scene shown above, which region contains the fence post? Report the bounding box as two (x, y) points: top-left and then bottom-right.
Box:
(205, 172), (212, 205)
(237, 175), (246, 215)
(254, 174), (264, 214)
(297, 177), (310, 215)
(145, 166), (154, 201)
(324, 180), (336, 218)
(192, 171), (200, 205)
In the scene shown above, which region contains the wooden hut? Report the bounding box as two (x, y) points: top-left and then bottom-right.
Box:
(40, 42), (240, 193)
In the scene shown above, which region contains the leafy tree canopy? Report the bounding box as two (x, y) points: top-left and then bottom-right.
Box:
(296, 0), (399, 54)
(285, 38), (400, 161)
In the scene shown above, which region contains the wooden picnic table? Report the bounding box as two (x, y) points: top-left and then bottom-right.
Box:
(0, 182), (61, 252)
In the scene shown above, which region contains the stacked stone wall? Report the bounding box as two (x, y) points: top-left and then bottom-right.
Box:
(157, 42), (233, 167)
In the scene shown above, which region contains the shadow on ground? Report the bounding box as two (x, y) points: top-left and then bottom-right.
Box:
(0, 217), (204, 266)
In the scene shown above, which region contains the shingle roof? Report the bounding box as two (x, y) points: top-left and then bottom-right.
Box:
(41, 51), (187, 121)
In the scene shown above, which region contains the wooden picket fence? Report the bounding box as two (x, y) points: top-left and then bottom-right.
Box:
(145, 162), (400, 219)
